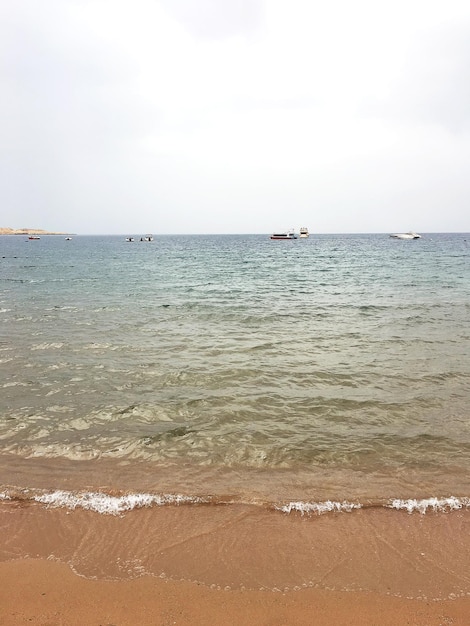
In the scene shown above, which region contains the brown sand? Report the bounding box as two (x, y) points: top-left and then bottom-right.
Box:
(1, 558), (470, 626)
(3, 502), (470, 597)
(2, 500), (470, 624)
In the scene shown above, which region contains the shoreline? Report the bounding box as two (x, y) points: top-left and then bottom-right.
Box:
(1, 559), (469, 625)
(0, 228), (72, 235)
(2, 500), (470, 598)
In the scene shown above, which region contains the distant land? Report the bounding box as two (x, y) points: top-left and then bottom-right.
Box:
(0, 227), (71, 235)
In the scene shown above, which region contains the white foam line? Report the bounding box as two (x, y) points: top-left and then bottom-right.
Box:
(388, 496), (470, 514)
(3, 489), (470, 517)
(276, 500), (362, 515)
(34, 490), (208, 515)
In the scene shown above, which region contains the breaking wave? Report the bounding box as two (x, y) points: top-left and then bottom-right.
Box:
(1, 487), (470, 517)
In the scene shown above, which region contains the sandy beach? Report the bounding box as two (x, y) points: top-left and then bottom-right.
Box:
(1, 499), (470, 625)
(0, 558), (469, 626)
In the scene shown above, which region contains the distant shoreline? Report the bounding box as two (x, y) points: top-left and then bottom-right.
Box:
(0, 227), (72, 235)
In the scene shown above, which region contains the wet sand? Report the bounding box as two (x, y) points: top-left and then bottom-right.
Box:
(1, 558), (470, 626)
(3, 502), (470, 595)
(1, 501), (470, 624)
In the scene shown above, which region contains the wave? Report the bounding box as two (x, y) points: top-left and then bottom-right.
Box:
(0, 488), (211, 515)
(388, 496), (470, 514)
(276, 500), (362, 514)
(1, 487), (470, 517)
(276, 496), (470, 515)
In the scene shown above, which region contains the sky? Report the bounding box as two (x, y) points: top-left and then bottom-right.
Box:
(1, 0), (470, 234)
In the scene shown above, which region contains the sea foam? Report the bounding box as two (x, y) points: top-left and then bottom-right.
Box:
(276, 500), (362, 515)
(388, 496), (470, 514)
(33, 490), (209, 515)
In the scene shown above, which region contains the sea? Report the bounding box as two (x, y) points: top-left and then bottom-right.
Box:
(1, 232), (470, 598)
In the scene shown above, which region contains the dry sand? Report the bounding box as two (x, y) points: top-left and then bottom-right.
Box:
(1, 558), (469, 626)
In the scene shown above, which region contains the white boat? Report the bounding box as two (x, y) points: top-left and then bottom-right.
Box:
(390, 232), (421, 240)
(270, 230), (297, 240)
(299, 227), (309, 238)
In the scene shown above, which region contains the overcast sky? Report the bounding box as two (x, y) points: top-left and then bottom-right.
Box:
(2, 0), (470, 234)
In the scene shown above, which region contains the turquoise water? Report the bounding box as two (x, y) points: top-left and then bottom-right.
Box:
(1, 233), (470, 507)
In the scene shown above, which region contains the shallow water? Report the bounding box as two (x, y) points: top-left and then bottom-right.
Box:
(1, 232), (470, 595)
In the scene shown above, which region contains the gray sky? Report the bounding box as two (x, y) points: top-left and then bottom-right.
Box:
(2, 0), (470, 234)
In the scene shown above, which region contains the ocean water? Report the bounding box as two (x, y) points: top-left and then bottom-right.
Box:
(1, 232), (470, 595)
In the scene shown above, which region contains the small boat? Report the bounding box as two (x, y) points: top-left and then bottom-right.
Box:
(299, 227), (309, 238)
(28, 236), (40, 240)
(390, 232), (421, 240)
(125, 237), (134, 242)
(140, 234), (153, 242)
(65, 237), (72, 240)
(270, 230), (297, 240)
